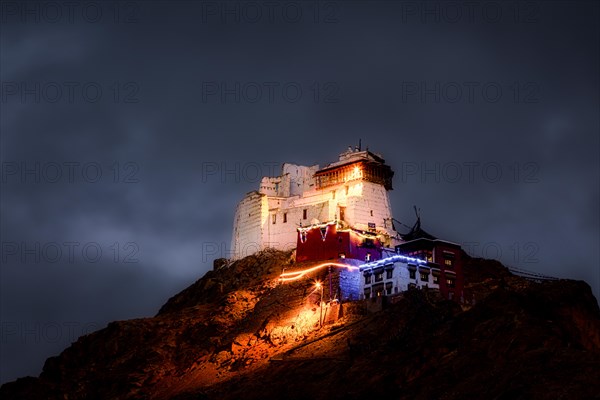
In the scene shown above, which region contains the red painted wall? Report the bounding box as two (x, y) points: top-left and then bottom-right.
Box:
(296, 224), (382, 263)
(433, 242), (464, 301)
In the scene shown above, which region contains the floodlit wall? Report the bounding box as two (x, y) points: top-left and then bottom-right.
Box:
(231, 192), (269, 260)
(360, 261), (441, 299)
(231, 154), (398, 260)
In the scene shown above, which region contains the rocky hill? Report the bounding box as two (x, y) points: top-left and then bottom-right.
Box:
(2, 249), (600, 399)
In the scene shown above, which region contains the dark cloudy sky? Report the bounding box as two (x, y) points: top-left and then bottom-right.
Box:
(1, 0), (598, 384)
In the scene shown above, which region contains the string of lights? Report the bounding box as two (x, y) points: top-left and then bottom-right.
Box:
(296, 220), (383, 239)
(279, 262), (359, 282)
(359, 254), (428, 271)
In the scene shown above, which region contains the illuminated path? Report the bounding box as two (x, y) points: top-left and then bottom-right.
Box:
(279, 262), (359, 282)
(279, 254), (430, 283)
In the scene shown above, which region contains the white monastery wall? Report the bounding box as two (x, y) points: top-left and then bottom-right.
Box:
(231, 152), (399, 260)
(360, 261), (440, 299)
(231, 192), (269, 259)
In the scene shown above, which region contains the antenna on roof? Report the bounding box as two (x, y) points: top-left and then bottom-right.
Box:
(358, 138), (362, 151)
(413, 205), (422, 229)
(413, 205), (421, 219)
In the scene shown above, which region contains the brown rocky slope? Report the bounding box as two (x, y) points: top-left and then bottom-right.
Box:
(2, 250), (600, 399)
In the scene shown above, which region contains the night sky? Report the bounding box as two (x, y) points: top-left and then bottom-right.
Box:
(1, 0), (598, 384)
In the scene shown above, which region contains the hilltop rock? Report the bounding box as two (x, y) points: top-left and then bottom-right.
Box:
(2, 250), (599, 399)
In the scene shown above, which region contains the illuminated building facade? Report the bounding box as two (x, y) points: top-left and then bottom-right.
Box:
(395, 238), (464, 301)
(231, 146), (399, 260)
(359, 222), (464, 301)
(295, 221), (383, 263)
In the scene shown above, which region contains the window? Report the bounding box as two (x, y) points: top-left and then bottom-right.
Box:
(447, 278), (455, 288)
(345, 186), (349, 195)
(420, 272), (429, 282)
(303, 209), (307, 219)
(365, 253), (371, 261)
(365, 275), (371, 284)
(433, 275), (439, 284)
(409, 270), (416, 279)
(272, 214), (276, 224)
(385, 282), (393, 295)
(444, 258), (453, 267)
(386, 270), (393, 279)
(370, 210), (373, 216)
(375, 272), (383, 282)
(283, 213), (287, 223)
(300, 231), (308, 243)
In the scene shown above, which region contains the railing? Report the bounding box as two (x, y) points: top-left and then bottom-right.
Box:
(507, 266), (559, 281)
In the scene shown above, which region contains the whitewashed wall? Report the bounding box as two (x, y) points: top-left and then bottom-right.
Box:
(359, 261), (440, 299)
(231, 192), (268, 259)
(231, 164), (399, 259)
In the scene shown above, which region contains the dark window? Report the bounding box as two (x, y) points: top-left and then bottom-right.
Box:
(386, 270), (393, 279)
(370, 210), (373, 216)
(300, 231), (307, 243)
(272, 214), (276, 224)
(386, 287), (392, 295)
(375, 272), (383, 282)
(365, 275), (371, 284)
(303, 209), (307, 219)
(409, 270), (416, 279)
(283, 213), (287, 223)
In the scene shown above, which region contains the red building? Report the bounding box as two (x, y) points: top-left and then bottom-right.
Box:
(296, 222), (383, 263)
(395, 218), (464, 301)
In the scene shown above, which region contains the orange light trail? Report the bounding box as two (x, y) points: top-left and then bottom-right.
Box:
(279, 262), (359, 282)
